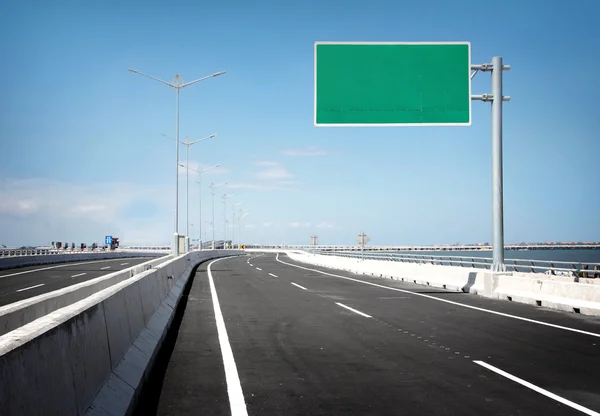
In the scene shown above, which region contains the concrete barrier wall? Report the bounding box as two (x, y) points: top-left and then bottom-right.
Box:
(282, 251), (600, 316)
(0, 250), (242, 416)
(0, 251), (162, 271)
(0, 256), (172, 336)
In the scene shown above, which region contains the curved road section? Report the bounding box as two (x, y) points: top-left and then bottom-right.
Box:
(153, 253), (600, 416)
(0, 257), (152, 307)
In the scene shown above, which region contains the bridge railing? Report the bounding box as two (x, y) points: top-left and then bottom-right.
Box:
(312, 250), (600, 279)
(0, 247), (111, 258)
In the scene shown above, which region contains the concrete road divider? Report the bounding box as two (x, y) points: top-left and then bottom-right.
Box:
(0, 250), (242, 416)
(281, 250), (600, 316)
(0, 256), (171, 336)
(0, 251), (162, 271)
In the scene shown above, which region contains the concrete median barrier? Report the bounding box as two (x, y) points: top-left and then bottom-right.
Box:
(0, 250), (242, 416)
(283, 250), (600, 316)
(0, 256), (171, 336)
(0, 251), (163, 271)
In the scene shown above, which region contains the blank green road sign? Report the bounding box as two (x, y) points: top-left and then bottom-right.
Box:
(314, 42), (471, 126)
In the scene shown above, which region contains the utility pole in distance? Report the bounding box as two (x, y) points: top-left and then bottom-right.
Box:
(310, 235), (318, 254)
(356, 232), (370, 261)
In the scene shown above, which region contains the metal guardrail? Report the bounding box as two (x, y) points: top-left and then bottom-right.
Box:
(312, 250), (600, 279)
(248, 244), (600, 251)
(0, 248), (110, 258)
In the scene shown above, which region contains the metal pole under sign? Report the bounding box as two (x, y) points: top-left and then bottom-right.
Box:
(471, 57), (510, 272)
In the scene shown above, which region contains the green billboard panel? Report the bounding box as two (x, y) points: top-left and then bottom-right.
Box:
(314, 42), (471, 126)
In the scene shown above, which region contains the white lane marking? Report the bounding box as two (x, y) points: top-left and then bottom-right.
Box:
(474, 361), (600, 416)
(256, 267), (262, 271)
(275, 253), (600, 339)
(269, 273), (278, 278)
(101, 266), (111, 270)
(249, 264), (253, 267)
(71, 273), (87, 278)
(291, 282), (307, 291)
(0, 258), (140, 279)
(207, 258), (249, 416)
(336, 302), (372, 318)
(120, 263), (129, 266)
(16, 283), (45, 292)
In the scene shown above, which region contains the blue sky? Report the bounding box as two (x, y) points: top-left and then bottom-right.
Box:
(1, 0), (599, 247)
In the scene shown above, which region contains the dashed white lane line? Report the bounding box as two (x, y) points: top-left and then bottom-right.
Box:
(275, 254), (600, 339)
(120, 263), (129, 266)
(249, 264), (253, 267)
(16, 283), (45, 292)
(0, 259), (135, 279)
(71, 273), (87, 278)
(256, 268), (262, 271)
(207, 258), (249, 416)
(100, 266), (111, 270)
(335, 302), (372, 318)
(291, 282), (307, 291)
(269, 273), (278, 278)
(474, 361), (600, 416)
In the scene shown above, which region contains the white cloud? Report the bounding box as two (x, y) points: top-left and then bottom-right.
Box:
(282, 146), (328, 156)
(0, 178), (173, 246)
(252, 161), (294, 181)
(253, 161), (280, 167)
(0, 198), (41, 217)
(316, 221), (334, 229)
(71, 204), (109, 214)
(289, 221), (312, 228)
(255, 168), (294, 181)
(262, 221), (274, 228)
(227, 181), (298, 192)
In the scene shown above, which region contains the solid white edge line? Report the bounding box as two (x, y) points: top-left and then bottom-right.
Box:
(474, 361), (600, 416)
(207, 258), (249, 416)
(16, 283), (45, 292)
(290, 282), (307, 291)
(0, 258), (141, 279)
(71, 273), (87, 278)
(336, 302), (372, 318)
(274, 253), (600, 339)
(256, 267), (262, 271)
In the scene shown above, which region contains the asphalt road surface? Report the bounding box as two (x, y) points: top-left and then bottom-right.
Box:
(155, 253), (600, 416)
(0, 257), (154, 307)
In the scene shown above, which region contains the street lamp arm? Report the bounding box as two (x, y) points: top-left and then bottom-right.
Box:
(180, 71), (227, 89)
(185, 133), (218, 146)
(201, 164), (221, 173)
(128, 69), (175, 88)
(179, 163), (200, 173)
(209, 181), (229, 189)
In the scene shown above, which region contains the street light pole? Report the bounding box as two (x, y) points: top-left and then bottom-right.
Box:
(175, 88), (180, 254)
(231, 202), (241, 248)
(221, 194), (237, 249)
(239, 209), (250, 249)
(174, 133), (217, 252)
(128, 68), (226, 255)
(180, 163), (220, 250)
(204, 221), (213, 248)
(208, 182), (228, 249)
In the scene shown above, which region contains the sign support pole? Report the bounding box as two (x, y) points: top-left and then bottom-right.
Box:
(472, 57), (510, 272)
